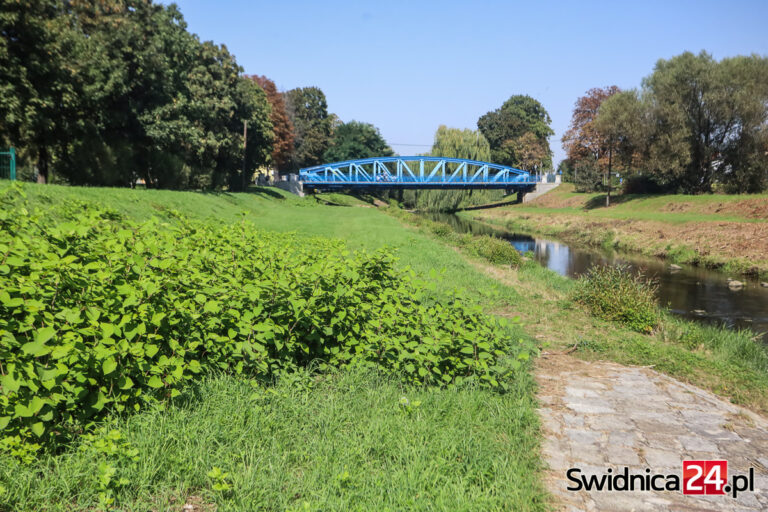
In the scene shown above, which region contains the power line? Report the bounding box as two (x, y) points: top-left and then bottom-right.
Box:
(389, 142), (433, 147)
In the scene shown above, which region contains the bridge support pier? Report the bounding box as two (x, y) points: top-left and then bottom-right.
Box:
(275, 174), (304, 197)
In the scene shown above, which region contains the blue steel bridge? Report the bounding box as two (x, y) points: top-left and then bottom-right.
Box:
(299, 156), (540, 193)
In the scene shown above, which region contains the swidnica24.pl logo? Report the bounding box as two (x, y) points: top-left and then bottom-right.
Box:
(567, 460), (756, 498)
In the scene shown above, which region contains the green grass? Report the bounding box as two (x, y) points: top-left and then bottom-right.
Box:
(1, 369), (545, 511)
(506, 184), (768, 224)
(511, 262), (768, 414)
(571, 264), (660, 334)
(0, 181), (547, 511)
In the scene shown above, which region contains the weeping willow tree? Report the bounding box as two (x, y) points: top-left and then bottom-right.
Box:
(401, 126), (505, 211)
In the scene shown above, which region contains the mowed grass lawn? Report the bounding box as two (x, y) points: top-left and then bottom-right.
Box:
(496, 183), (768, 224)
(0, 182), (547, 511)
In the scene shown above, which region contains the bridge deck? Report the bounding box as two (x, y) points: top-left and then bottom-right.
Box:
(299, 156), (540, 190)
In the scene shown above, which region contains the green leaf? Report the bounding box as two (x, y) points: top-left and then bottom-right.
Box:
(22, 336), (54, 357)
(151, 313), (166, 326)
(188, 360), (202, 373)
(5, 256), (25, 267)
(147, 376), (163, 388)
(30, 422), (45, 437)
(92, 391), (108, 411)
(118, 376), (134, 390)
(35, 326), (56, 344)
(0, 374), (20, 393)
(102, 357), (117, 375)
(203, 301), (220, 314)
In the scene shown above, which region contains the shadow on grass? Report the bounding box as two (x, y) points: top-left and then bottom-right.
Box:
(458, 199), (519, 212)
(582, 193), (654, 210)
(244, 186), (287, 199)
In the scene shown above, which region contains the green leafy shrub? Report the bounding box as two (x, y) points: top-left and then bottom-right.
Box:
(0, 185), (531, 450)
(430, 223), (452, 238)
(470, 235), (523, 266)
(571, 264), (659, 333)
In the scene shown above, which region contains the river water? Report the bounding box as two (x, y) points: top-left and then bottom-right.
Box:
(425, 213), (768, 342)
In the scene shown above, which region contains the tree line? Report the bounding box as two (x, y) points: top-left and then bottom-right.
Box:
(1, 1), (556, 193)
(562, 51), (768, 195)
(0, 1), (396, 190)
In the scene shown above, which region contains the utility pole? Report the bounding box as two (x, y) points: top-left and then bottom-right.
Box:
(606, 136), (613, 207)
(242, 120), (248, 191)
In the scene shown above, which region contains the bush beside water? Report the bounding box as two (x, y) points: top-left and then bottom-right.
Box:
(571, 264), (660, 333)
(0, 184), (533, 454)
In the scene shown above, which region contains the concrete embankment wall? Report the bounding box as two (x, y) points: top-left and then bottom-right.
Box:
(272, 174), (304, 197)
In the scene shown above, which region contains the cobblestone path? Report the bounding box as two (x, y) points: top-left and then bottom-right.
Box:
(537, 355), (768, 511)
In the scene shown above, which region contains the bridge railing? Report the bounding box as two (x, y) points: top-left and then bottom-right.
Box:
(299, 156), (539, 187)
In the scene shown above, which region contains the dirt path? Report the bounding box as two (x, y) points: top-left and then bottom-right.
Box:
(537, 354), (768, 511)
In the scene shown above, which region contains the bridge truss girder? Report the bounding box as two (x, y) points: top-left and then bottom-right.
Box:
(299, 156), (539, 191)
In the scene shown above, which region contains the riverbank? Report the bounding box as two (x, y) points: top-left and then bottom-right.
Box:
(3, 181), (768, 510)
(386, 207), (768, 415)
(464, 184), (768, 277)
(385, 206), (768, 510)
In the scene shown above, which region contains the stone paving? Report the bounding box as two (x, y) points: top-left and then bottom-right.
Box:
(537, 355), (768, 511)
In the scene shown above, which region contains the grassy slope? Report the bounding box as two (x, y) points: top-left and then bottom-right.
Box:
(0, 182), (546, 511)
(466, 184), (768, 275)
(6, 182), (767, 510)
(6, 183), (518, 305)
(508, 184), (768, 223)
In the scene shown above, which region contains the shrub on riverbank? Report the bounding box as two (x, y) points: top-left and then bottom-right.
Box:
(571, 265), (659, 333)
(0, 184), (531, 453)
(469, 235), (523, 265)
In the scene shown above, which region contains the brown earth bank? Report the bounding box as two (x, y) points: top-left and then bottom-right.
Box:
(467, 189), (768, 276)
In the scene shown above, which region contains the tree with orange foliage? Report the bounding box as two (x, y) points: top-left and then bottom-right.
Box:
(247, 75), (295, 172)
(562, 86), (620, 166)
(562, 86), (621, 200)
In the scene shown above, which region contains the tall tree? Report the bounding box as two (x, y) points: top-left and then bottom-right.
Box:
(248, 75), (294, 173)
(0, 0), (84, 183)
(402, 126), (499, 212)
(0, 0), (273, 189)
(709, 55), (768, 193)
(323, 121), (393, 162)
(431, 125), (491, 161)
(562, 86), (621, 167)
(594, 52), (768, 194)
(594, 90), (647, 174)
(645, 51), (768, 193)
(283, 87), (332, 169)
(477, 95), (554, 170)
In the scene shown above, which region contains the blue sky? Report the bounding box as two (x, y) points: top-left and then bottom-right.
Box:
(171, 0), (768, 165)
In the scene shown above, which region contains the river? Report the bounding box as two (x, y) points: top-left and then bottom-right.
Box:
(425, 213), (768, 342)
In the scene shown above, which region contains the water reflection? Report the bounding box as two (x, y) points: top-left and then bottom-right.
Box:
(423, 213), (768, 342)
